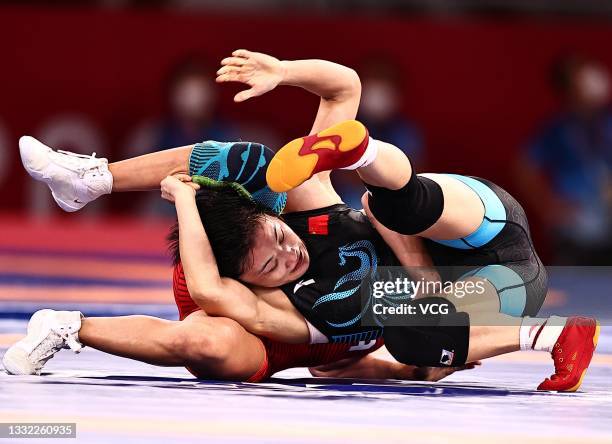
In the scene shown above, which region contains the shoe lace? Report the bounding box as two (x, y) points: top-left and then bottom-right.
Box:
(549, 342), (567, 381)
(57, 150), (106, 179)
(29, 327), (83, 373)
(29, 332), (65, 367)
(35, 353), (56, 373)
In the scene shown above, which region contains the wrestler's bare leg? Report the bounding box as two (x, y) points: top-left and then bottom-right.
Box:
(109, 146), (192, 192)
(79, 310), (265, 380)
(465, 321), (520, 362)
(355, 139), (485, 240)
(109, 141), (341, 210)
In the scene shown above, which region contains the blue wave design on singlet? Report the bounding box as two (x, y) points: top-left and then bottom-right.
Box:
(312, 240), (379, 328)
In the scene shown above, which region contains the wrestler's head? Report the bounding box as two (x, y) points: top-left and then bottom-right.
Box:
(169, 185), (309, 287)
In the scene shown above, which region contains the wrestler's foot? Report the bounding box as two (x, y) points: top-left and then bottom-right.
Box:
(266, 120), (370, 192)
(2, 309), (83, 376)
(537, 316), (600, 392)
(19, 136), (113, 212)
(191, 141), (286, 214)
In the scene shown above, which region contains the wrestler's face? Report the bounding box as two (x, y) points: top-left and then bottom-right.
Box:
(239, 216), (310, 287)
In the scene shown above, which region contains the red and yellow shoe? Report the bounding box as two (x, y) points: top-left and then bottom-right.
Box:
(266, 120), (369, 192)
(537, 316), (600, 392)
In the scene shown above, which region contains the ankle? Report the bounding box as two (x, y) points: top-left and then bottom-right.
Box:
(356, 139), (412, 190)
(520, 316), (566, 352)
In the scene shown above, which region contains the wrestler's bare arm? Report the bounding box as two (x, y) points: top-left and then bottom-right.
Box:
(309, 353), (480, 381)
(109, 51), (359, 200)
(280, 59), (361, 135)
(168, 51), (436, 342)
(217, 51), (445, 277)
(162, 175), (310, 344)
(217, 50), (361, 212)
(166, 174), (437, 345)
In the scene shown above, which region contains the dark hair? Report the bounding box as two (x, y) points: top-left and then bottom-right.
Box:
(166, 53), (213, 91)
(168, 185), (277, 279)
(550, 54), (595, 96)
(357, 52), (403, 87)
(164, 53), (215, 113)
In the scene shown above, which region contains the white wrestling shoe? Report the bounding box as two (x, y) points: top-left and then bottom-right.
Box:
(2, 309), (84, 376)
(19, 136), (113, 212)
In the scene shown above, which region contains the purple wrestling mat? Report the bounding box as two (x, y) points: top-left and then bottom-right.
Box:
(1, 314), (611, 444)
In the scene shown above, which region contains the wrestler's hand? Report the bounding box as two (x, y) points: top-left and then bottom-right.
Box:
(406, 361), (482, 382)
(160, 174), (200, 203)
(216, 49), (285, 102)
(310, 356), (481, 381)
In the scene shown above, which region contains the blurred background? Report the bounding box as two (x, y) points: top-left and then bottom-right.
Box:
(1, 0), (612, 322)
(1, 4), (612, 434)
(2, 0), (612, 265)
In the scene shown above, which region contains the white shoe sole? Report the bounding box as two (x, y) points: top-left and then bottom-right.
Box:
(51, 192), (83, 213)
(19, 136), (51, 182)
(19, 136), (86, 213)
(2, 344), (35, 375)
(3, 310), (55, 376)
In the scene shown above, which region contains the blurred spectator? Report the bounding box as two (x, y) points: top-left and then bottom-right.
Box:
(358, 56), (423, 162)
(333, 55), (424, 208)
(519, 55), (612, 265)
(125, 55), (237, 217)
(157, 56), (236, 149)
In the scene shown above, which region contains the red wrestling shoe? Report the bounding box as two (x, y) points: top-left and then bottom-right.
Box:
(266, 120), (369, 192)
(537, 316), (600, 392)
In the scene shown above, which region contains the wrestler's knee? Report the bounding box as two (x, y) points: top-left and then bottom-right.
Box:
(173, 317), (242, 363)
(383, 312), (470, 367)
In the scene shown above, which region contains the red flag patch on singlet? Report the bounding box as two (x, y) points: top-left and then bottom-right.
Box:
(308, 215), (329, 235)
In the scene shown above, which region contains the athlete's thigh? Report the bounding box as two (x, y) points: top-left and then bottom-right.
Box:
(284, 172), (343, 212)
(455, 178), (548, 316)
(181, 311), (266, 380)
(417, 173), (487, 241)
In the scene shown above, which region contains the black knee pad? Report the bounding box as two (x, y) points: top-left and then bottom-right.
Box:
(383, 312), (470, 367)
(366, 173), (444, 235)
